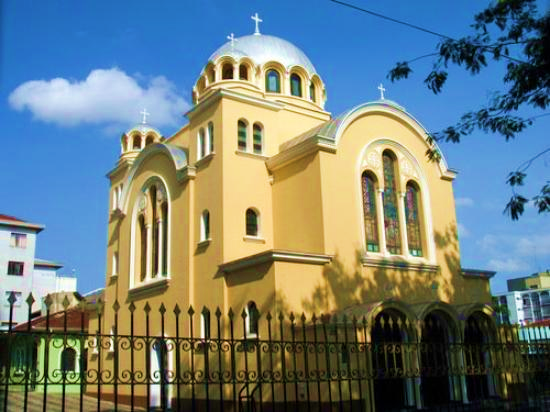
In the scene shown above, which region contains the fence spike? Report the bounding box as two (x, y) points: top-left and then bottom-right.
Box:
(278, 311), (285, 322)
(62, 295), (71, 309)
(215, 306), (221, 317)
(188, 305), (195, 316)
(311, 313), (317, 323)
(266, 311), (272, 321)
(144, 302), (151, 314)
(241, 308), (248, 319)
(44, 293), (53, 309)
(301, 312), (307, 323)
(228, 307), (234, 319)
(159, 303), (166, 315)
(201, 306), (210, 315)
(128, 301), (136, 312)
(112, 300), (120, 312)
(26, 292), (35, 306)
(289, 312), (295, 323)
(173, 303), (181, 316)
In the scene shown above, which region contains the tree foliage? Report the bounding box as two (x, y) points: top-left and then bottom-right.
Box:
(388, 0), (550, 220)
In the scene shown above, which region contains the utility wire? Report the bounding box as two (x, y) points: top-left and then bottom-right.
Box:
(329, 0), (454, 40)
(329, 0), (527, 64)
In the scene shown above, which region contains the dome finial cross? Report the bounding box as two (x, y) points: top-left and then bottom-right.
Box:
(378, 83), (386, 100)
(227, 33), (238, 49)
(251, 12), (263, 36)
(140, 108), (150, 124)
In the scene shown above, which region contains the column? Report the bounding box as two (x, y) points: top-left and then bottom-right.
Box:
(376, 189), (387, 255)
(399, 192), (410, 256)
(157, 218), (163, 276)
(233, 63), (238, 80)
(145, 223), (152, 281)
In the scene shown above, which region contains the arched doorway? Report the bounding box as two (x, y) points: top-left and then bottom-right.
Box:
(420, 311), (456, 407)
(371, 309), (415, 411)
(464, 312), (495, 402)
(150, 339), (169, 410)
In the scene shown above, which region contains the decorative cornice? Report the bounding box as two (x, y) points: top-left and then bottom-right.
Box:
(361, 256), (440, 273)
(220, 249), (333, 274)
(186, 89), (284, 120)
(266, 136), (336, 172)
(127, 278), (169, 301)
(235, 150), (269, 161)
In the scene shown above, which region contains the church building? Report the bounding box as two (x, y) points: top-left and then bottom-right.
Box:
(92, 16), (498, 410)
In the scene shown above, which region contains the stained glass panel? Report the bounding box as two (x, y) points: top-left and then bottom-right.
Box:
(361, 171), (379, 252)
(405, 183), (423, 256)
(382, 152), (401, 254)
(253, 124), (262, 154)
(238, 121), (247, 151)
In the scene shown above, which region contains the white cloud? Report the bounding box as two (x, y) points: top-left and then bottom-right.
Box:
(478, 233), (550, 258)
(8, 68), (190, 128)
(455, 197), (474, 207)
(457, 223), (470, 238)
(487, 258), (527, 272)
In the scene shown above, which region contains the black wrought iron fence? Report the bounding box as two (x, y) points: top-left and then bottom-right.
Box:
(1, 292), (550, 412)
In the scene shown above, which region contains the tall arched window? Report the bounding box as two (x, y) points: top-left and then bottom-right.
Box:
(139, 215), (147, 281)
(145, 135), (154, 146)
(246, 301), (259, 337)
(151, 187), (159, 278)
(253, 123), (263, 154)
(161, 202), (168, 275)
(208, 122), (214, 154)
(239, 64), (248, 80)
(61, 348), (77, 372)
(290, 73), (302, 97)
(201, 210), (210, 241)
(133, 135), (142, 150)
(265, 70), (280, 93)
(361, 171), (379, 252)
(405, 182), (423, 257)
(382, 151), (401, 254)
(246, 208), (259, 237)
(238, 120), (247, 151)
(309, 82), (316, 102)
(198, 128), (206, 160)
(222, 63), (234, 80)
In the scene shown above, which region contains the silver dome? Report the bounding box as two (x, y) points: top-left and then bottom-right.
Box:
(208, 34), (317, 74)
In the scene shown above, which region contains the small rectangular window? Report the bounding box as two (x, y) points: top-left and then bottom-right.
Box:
(7, 261), (24, 276)
(10, 233), (27, 249)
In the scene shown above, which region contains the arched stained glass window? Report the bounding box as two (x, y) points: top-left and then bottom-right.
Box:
(161, 202), (168, 275)
(361, 171), (379, 252)
(139, 215), (147, 281)
(290, 74), (302, 97)
(238, 120), (247, 151)
(405, 182), (423, 257)
(208, 122), (214, 153)
(151, 186), (158, 278)
(266, 70), (280, 93)
(382, 152), (401, 254)
(253, 123), (262, 154)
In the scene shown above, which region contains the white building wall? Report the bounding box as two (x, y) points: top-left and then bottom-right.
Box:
(0, 221), (76, 331)
(0, 227), (37, 328)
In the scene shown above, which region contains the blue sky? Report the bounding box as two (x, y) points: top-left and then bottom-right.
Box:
(1, 0), (548, 296)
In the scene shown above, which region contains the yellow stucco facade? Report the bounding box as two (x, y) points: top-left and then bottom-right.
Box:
(88, 31), (497, 409)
